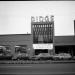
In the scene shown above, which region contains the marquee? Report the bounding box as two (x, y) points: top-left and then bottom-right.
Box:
(33, 44), (53, 49)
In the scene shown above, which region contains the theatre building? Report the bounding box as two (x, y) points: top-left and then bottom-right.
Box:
(0, 15), (75, 58)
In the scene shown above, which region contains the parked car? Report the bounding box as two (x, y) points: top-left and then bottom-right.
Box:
(52, 53), (72, 60)
(13, 52), (29, 60)
(29, 56), (39, 61)
(72, 56), (75, 60)
(13, 45), (29, 60)
(35, 53), (52, 60)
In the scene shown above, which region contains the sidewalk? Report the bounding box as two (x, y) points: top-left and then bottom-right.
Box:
(0, 60), (75, 64)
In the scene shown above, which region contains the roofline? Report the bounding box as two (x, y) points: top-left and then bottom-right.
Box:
(0, 34), (32, 36)
(0, 34), (74, 37)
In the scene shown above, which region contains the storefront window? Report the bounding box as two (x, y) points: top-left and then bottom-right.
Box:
(15, 45), (27, 53)
(0, 45), (12, 60)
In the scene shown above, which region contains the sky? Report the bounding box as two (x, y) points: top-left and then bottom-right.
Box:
(0, 1), (75, 36)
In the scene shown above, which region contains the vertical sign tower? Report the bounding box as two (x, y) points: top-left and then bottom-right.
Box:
(31, 15), (55, 55)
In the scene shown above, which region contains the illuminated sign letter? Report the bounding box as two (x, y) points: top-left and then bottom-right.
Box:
(45, 16), (49, 22)
(31, 16), (35, 22)
(39, 16), (43, 22)
(36, 16), (39, 22)
(51, 15), (54, 21)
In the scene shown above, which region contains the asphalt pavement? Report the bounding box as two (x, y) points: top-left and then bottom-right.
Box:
(0, 62), (75, 75)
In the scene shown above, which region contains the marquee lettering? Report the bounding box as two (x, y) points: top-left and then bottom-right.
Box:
(31, 15), (54, 22)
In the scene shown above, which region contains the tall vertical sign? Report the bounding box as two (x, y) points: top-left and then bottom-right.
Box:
(31, 15), (54, 51)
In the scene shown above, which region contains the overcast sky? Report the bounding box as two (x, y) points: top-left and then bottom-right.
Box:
(0, 1), (75, 36)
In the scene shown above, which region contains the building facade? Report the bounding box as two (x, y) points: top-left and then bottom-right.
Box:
(0, 16), (75, 60)
(31, 15), (55, 55)
(0, 34), (33, 57)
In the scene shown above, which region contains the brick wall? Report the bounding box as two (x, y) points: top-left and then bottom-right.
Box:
(0, 34), (33, 56)
(0, 34), (75, 56)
